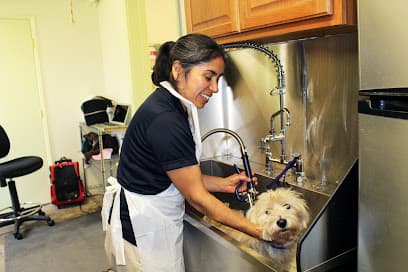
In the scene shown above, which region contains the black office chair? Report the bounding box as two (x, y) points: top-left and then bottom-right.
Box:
(0, 125), (54, 240)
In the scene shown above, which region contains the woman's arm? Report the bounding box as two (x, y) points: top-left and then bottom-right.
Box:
(167, 165), (262, 239)
(202, 173), (257, 193)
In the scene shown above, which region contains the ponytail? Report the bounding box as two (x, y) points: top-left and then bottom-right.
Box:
(151, 41), (175, 86)
(151, 34), (226, 87)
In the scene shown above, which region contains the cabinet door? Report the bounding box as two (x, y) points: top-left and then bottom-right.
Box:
(239, 0), (333, 31)
(184, 0), (239, 37)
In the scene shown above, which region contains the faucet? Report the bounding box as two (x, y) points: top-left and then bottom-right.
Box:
(221, 41), (290, 170)
(266, 153), (305, 189)
(270, 107), (291, 135)
(295, 155), (305, 183)
(263, 145), (274, 174)
(221, 42), (303, 181)
(261, 107), (291, 166)
(201, 128), (257, 207)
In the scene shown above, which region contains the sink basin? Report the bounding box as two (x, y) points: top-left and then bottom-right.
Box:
(183, 159), (330, 272)
(199, 159), (328, 220)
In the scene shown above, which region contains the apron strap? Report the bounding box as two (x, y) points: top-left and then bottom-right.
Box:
(101, 177), (126, 265)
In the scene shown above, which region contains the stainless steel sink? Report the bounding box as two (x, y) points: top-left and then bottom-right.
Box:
(199, 159), (328, 220)
(183, 159), (332, 272)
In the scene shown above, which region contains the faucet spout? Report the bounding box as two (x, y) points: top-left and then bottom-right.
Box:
(201, 128), (247, 156)
(202, 128), (257, 207)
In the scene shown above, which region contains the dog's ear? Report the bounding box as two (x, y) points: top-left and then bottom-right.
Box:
(300, 214), (309, 230)
(285, 189), (310, 229)
(296, 199), (310, 229)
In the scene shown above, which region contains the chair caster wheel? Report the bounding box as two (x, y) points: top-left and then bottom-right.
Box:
(14, 232), (23, 240)
(47, 220), (55, 226)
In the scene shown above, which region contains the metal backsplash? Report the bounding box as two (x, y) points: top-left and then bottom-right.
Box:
(199, 33), (359, 194)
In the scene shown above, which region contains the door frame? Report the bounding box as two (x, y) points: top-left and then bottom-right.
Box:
(0, 16), (52, 166)
(28, 16), (52, 166)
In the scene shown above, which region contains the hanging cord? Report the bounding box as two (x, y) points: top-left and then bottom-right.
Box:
(70, 0), (75, 24)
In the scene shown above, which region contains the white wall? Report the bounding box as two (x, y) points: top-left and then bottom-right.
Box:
(0, 0), (105, 204)
(0, 0), (105, 165)
(98, 0), (133, 105)
(145, 0), (183, 44)
(0, 0), (183, 204)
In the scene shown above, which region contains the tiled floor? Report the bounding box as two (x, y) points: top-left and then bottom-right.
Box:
(0, 195), (103, 271)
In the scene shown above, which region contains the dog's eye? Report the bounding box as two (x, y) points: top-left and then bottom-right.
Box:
(265, 209), (272, 215)
(283, 204), (291, 209)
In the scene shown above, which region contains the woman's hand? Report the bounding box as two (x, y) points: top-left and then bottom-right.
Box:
(223, 172), (258, 194)
(201, 171), (257, 193)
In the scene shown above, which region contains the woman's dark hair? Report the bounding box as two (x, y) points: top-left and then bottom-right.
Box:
(151, 33), (226, 86)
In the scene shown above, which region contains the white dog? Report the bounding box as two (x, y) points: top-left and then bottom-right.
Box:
(206, 188), (310, 271)
(245, 188), (310, 270)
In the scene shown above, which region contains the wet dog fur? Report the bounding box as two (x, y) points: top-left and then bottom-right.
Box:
(245, 188), (310, 269)
(206, 188), (310, 271)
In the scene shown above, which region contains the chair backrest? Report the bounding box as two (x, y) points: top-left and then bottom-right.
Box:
(0, 125), (10, 159)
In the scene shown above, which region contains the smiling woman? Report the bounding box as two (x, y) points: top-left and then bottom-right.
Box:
(174, 57), (225, 109)
(101, 33), (273, 271)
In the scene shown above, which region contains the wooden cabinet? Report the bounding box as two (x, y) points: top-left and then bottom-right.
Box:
(184, 0), (240, 37)
(239, 0), (333, 31)
(184, 0), (356, 43)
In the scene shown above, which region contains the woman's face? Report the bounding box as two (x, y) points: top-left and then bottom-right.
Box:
(173, 56), (225, 109)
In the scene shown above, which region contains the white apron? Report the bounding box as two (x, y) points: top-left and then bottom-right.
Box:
(102, 81), (201, 272)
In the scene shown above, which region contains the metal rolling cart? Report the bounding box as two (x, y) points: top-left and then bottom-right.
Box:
(79, 122), (127, 194)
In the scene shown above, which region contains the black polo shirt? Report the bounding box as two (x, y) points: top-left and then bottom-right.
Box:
(117, 86), (198, 195)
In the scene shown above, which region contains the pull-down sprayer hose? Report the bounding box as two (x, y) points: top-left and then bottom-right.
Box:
(221, 41), (286, 96)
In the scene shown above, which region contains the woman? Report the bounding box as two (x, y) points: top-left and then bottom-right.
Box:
(102, 33), (267, 272)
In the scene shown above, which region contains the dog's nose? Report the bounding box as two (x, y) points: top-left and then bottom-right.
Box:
(277, 218), (287, 228)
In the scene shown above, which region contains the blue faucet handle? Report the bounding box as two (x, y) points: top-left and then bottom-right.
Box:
(233, 163), (256, 206)
(266, 154), (300, 189)
(233, 164), (246, 202)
